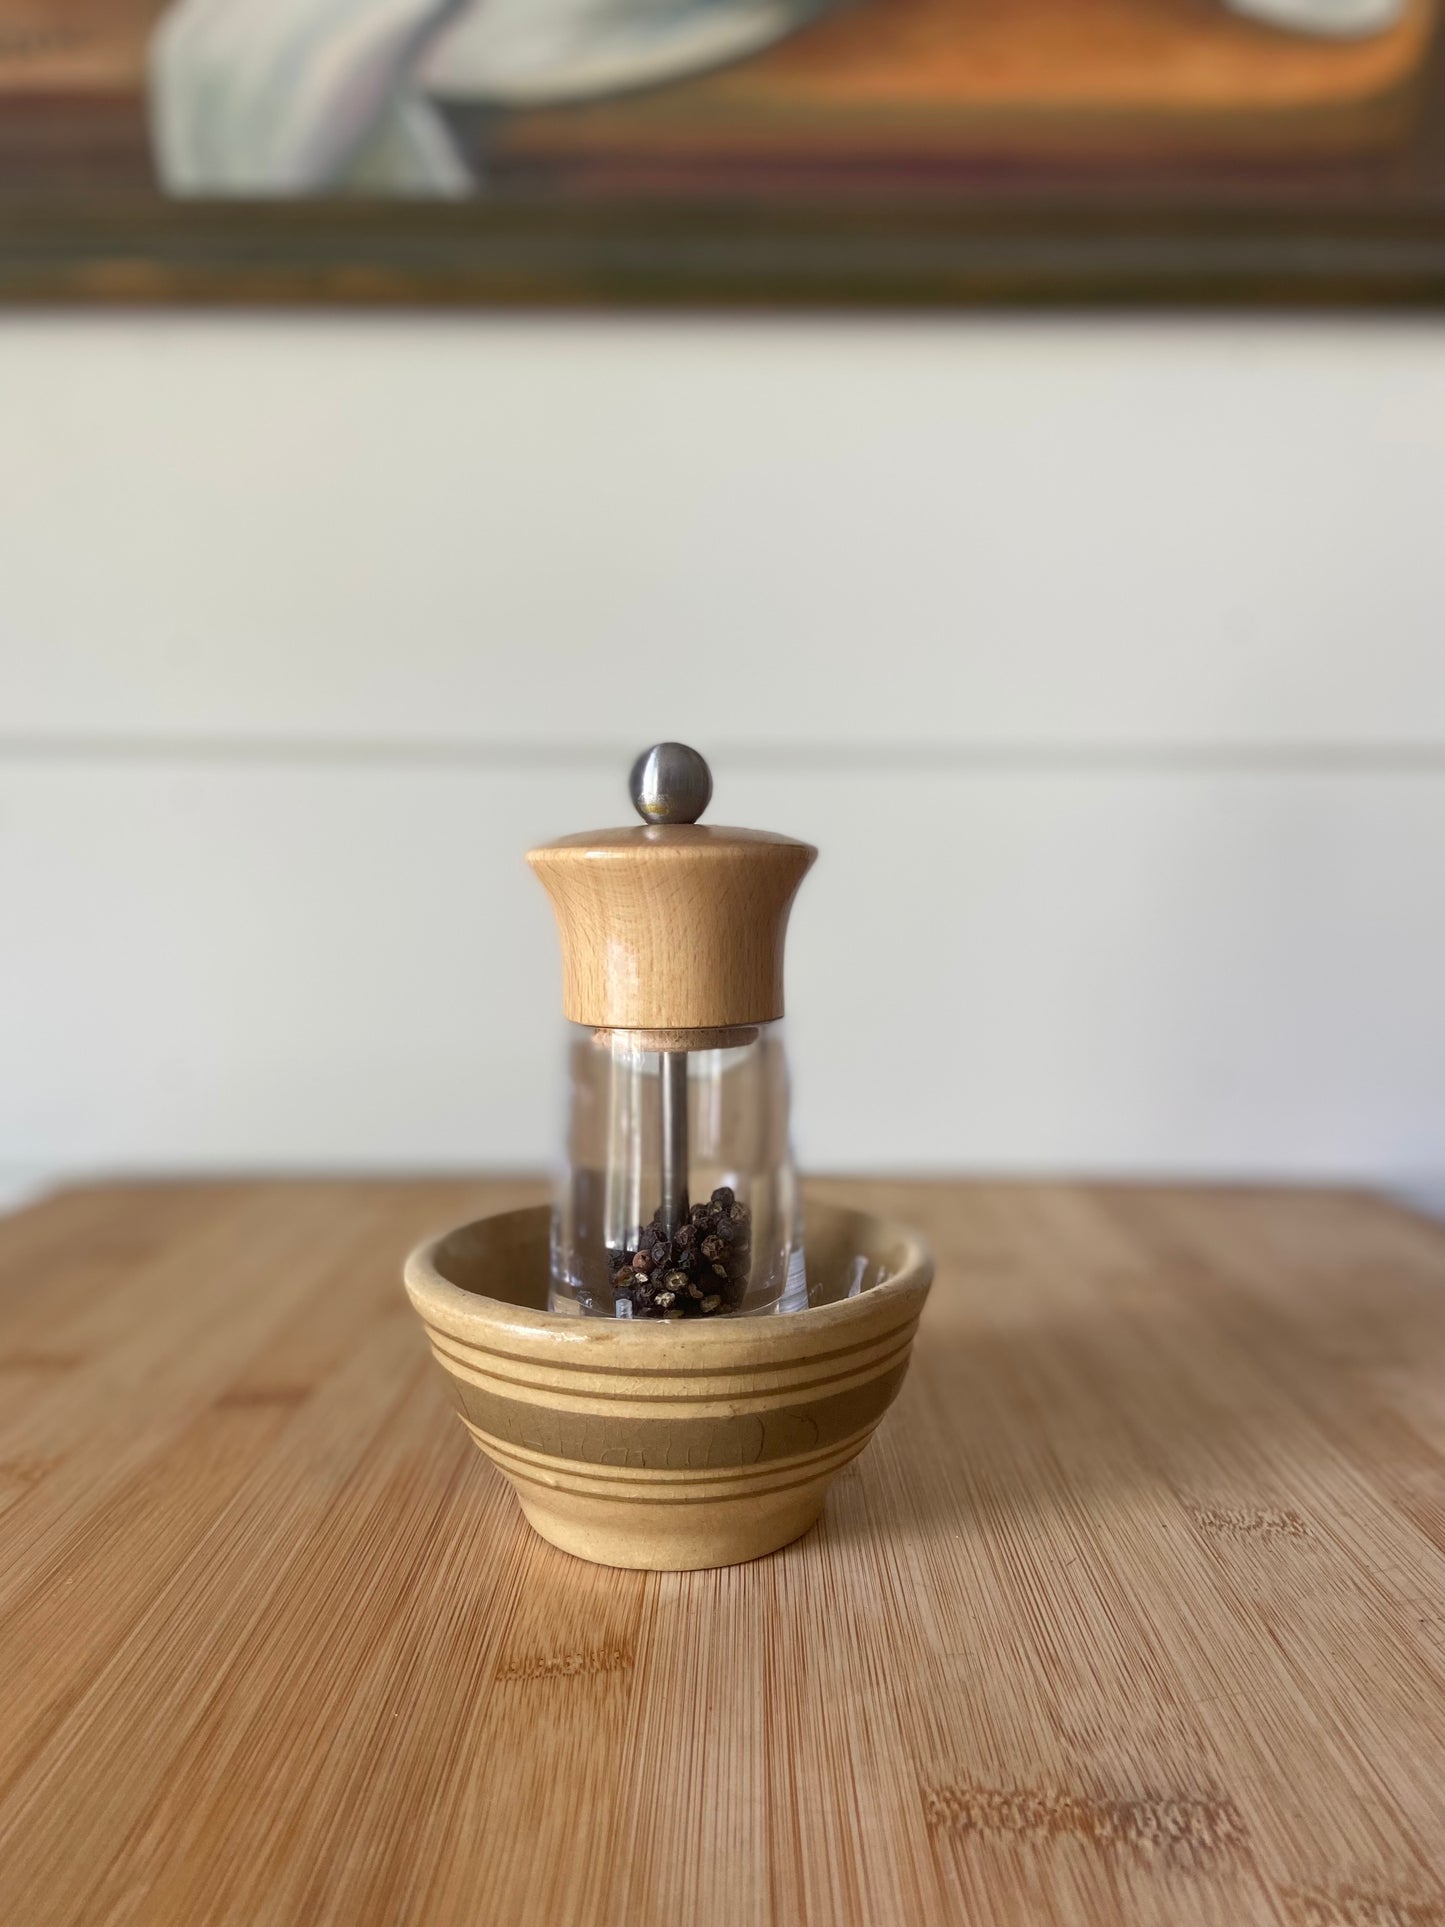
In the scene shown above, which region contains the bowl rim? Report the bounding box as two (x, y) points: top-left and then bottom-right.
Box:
(404, 1196), (933, 1360)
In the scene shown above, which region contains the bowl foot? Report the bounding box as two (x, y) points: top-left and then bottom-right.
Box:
(510, 1478), (830, 1571)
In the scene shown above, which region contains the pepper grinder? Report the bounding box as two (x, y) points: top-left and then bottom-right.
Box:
(403, 746), (932, 1568)
(529, 744), (816, 1320)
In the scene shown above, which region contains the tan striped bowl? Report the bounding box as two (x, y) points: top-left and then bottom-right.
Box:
(404, 1198), (932, 1571)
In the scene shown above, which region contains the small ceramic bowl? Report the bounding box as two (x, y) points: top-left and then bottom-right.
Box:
(404, 1197), (932, 1570)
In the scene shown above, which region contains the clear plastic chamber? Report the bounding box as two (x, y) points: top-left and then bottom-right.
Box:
(550, 1020), (802, 1319)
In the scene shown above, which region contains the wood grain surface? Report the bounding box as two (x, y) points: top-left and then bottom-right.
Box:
(1, 1176), (1443, 1927)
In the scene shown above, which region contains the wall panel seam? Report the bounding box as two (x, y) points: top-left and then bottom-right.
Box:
(6, 737), (1445, 775)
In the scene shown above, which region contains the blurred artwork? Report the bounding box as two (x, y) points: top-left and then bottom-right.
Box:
(1, 0), (1442, 295)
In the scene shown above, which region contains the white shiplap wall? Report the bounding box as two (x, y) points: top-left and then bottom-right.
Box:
(3, 314), (1444, 1188)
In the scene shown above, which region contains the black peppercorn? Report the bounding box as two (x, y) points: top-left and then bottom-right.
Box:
(612, 1194), (755, 1318)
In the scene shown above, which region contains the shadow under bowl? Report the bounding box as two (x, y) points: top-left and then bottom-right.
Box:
(404, 1197), (933, 1570)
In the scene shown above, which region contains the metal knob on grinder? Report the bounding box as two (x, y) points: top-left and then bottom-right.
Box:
(629, 741), (713, 827)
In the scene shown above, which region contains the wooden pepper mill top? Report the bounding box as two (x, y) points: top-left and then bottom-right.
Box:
(527, 743), (817, 1032)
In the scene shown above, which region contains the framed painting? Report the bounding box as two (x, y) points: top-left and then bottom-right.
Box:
(2, 0), (1443, 301)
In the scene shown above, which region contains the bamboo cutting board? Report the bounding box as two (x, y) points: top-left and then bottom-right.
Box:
(1, 1177), (1443, 1927)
